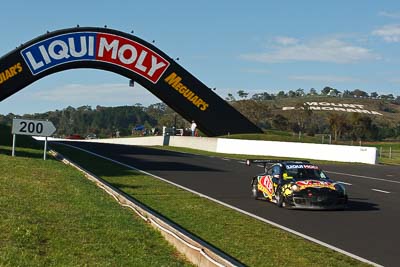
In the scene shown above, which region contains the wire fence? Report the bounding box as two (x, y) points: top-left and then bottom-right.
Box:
(378, 147), (400, 160)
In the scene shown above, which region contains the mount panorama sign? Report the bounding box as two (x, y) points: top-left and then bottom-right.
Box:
(282, 102), (383, 116)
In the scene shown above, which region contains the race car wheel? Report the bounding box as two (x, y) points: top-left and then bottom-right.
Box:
(275, 190), (284, 208)
(252, 184), (261, 200)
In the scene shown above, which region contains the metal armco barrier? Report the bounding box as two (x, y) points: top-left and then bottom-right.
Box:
(49, 149), (243, 267)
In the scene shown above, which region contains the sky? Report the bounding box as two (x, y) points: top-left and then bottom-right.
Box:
(1, 0), (400, 115)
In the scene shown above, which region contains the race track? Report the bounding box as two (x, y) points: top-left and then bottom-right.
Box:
(54, 141), (400, 267)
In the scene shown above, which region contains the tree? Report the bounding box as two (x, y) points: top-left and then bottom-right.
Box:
(233, 100), (271, 129)
(328, 88), (341, 96)
(237, 90), (249, 99)
(288, 90), (296, 98)
(352, 89), (368, 98)
(321, 86), (333, 95)
(327, 113), (348, 141)
(381, 94), (395, 100)
(293, 103), (312, 133)
(342, 90), (353, 97)
(393, 96), (400, 105)
(308, 88), (317, 96)
(296, 88), (305, 97)
(225, 93), (236, 101)
(277, 91), (286, 98)
(370, 92), (379, 98)
(251, 92), (274, 101)
(349, 114), (379, 141)
(272, 114), (289, 131)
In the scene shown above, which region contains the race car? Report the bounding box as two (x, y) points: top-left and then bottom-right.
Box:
(247, 159), (348, 210)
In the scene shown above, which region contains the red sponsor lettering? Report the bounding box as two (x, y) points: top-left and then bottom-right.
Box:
(96, 33), (170, 83)
(303, 165), (319, 169)
(260, 175), (274, 194)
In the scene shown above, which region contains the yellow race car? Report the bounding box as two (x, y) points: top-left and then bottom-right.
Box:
(247, 159), (348, 210)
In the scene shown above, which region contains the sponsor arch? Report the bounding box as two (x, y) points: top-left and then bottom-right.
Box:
(0, 27), (262, 136)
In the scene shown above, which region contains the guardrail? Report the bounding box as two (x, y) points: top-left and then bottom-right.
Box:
(49, 149), (242, 267)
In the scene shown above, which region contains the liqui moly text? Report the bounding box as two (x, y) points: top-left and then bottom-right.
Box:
(21, 32), (170, 83)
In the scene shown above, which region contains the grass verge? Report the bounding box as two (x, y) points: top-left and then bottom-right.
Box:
(50, 142), (370, 267)
(0, 144), (191, 266)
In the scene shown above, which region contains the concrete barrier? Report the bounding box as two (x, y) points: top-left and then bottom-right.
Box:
(166, 136), (377, 164)
(215, 138), (377, 164)
(168, 136), (218, 152)
(44, 135), (378, 164)
(85, 136), (165, 146)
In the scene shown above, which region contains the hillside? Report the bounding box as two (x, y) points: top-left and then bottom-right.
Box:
(1, 96), (400, 141)
(231, 96), (400, 141)
(268, 96), (399, 119)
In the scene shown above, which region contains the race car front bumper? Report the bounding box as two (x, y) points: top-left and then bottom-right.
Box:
(286, 192), (348, 210)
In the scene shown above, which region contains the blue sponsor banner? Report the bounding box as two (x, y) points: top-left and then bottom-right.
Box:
(21, 32), (97, 75)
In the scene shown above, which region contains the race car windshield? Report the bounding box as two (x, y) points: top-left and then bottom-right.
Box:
(285, 166), (328, 181)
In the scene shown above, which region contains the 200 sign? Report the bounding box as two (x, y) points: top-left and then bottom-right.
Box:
(19, 121), (43, 134)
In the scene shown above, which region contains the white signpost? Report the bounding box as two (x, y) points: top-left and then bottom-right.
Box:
(12, 118), (56, 160)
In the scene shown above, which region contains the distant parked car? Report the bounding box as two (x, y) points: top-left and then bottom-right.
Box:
(86, 133), (97, 139)
(134, 125), (145, 131)
(65, 134), (84, 140)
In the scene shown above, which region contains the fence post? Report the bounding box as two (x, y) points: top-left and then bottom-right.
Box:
(12, 134), (16, 157)
(379, 147), (382, 158)
(389, 147), (392, 159)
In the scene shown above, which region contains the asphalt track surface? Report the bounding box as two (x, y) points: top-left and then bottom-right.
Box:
(55, 141), (400, 267)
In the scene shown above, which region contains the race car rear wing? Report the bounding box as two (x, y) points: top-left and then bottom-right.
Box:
(245, 159), (310, 166)
(245, 159), (310, 171)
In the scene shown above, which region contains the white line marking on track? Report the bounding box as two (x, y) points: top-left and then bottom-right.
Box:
(257, 164), (264, 168)
(221, 158), (230, 161)
(52, 142), (383, 267)
(371, 189), (391, 194)
(325, 171), (400, 184)
(337, 181), (352, 186)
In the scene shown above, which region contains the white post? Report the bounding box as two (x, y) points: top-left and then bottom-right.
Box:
(389, 147), (392, 159)
(43, 136), (48, 160)
(12, 134), (16, 157)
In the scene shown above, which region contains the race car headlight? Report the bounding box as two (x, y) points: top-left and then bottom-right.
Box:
(334, 183), (346, 194)
(291, 184), (300, 192)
